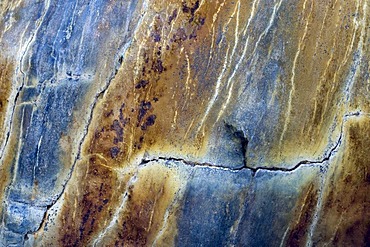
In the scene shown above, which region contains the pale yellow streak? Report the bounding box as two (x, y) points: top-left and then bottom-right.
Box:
(279, 184), (315, 247)
(92, 169), (138, 246)
(207, 0), (226, 68)
(197, 45), (230, 136)
(146, 186), (162, 232)
(229, 0), (241, 62)
(72, 197), (78, 221)
(182, 50), (192, 110)
(93, 153), (128, 172)
(308, 3), (331, 136)
(216, 36), (250, 122)
(318, 0), (361, 128)
(216, 0), (263, 122)
(208, 25), (216, 67)
(242, 0), (260, 36)
(279, 0), (313, 148)
(172, 108), (178, 129)
(198, 0), (206, 11)
(134, 42), (144, 82)
(184, 118), (196, 140)
(171, 47), (185, 128)
(249, 0), (283, 60)
(196, 2), (240, 134)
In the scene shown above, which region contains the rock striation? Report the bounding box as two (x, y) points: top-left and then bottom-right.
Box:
(0, 0), (369, 246)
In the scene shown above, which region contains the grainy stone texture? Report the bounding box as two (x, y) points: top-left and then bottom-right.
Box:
(0, 0), (369, 246)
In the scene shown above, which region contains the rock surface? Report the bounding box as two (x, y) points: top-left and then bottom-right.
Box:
(0, 0), (369, 246)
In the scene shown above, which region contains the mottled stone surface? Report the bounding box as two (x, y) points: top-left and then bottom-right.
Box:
(0, 0), (369, 246)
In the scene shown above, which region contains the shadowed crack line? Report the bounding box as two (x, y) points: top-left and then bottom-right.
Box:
(344, 111), (370, 118)
(54, 57), (123, 188)
(251, 130), (343, 174)
(24, 204), (51, 241)
(21, 52), (126, 241)
(140, 156), (245, 172)
(20, 2), (151, 239)
(0, 86), (23, 161)
(140, 122), (344, 176)
(0, 1), (51, 161)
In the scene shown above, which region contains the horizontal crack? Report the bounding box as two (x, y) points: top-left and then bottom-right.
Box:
(140, 123), (344, 176)
(140, 155), (326, 176)
(344, 111), (370, 118)
(140, 156), (245, 172)
(251, 128), (343, 174)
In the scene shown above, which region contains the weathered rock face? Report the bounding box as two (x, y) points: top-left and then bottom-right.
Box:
(0, 0), (369, 246)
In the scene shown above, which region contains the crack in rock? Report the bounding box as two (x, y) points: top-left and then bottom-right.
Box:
(250, 128), (343, 175)
(140, 118), (345, 176)
(140, 156), (244, 172)
(0, 4), (49, 161)
(344, 111), (370, 118)
(23, 204), (51, 242)
(224, 122), (249, 168)
(22, 53), (127, 241)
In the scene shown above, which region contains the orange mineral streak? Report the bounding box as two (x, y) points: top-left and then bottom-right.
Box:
(55, 155), (129, 246)
(270, 0), (363, 165)
(28, 0), (370, 245)
(47, 0), (242, 244)
(0, 59), (13, 146)
(94, 163), (183, 246)
(0, 58), (14, 216)
(285, 183), (319, 247)
(85, 0), (245, 168)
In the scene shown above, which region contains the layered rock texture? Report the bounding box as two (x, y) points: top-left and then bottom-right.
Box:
(0, 0), (369, 246)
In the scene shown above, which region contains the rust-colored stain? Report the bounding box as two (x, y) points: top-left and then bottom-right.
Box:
(0, 0), (369, 245)
(268, 0), (362, 165)
(42, 155), (127, 246)
(286, 183), (319, 247)
(35, 0), (370, 245)
(0, 58), (13, 148)
(85, 0), (241, 166)
(312, 117), (370, 246)
(101, 163), (182, 246)
(0, 58), (15, 217)
(45, 160), (182, 246)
